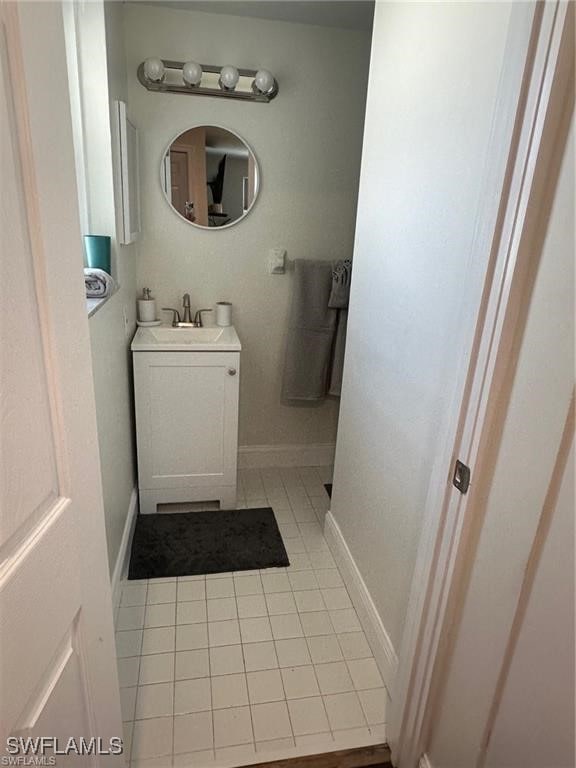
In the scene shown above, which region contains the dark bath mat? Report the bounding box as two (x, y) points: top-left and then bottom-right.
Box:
(128, 507), (289, 580)
(324, 483), (332, 498)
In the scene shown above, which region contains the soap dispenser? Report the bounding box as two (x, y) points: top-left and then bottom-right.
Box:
(137, 288), (157, 323)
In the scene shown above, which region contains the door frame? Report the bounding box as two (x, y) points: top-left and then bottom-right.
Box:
(389, 2), (575, 766)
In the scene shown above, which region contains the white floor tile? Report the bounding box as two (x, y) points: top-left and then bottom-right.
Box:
(270, 613), (304, 640)
(233, 574), (263, 596)
(332, 726), (371, 747)
(213, 706), (253, 747)
(206, 578), (235, 599)
(174, 677), (212, 714)
(239, 617), (273, 643)
(323, 691), (366, 731)
(147, 582), (177, 605)
(310, 551), (336, 569)
(208, 619), (241, 647)
(211, 673), (249, 709)
(116, 630), (143, 659)
(287, 553), (313, 571)
(369, 724), (387, 742)
(177, 601), (208, 625)
(207, 597), (237, 622)
(118, 657), (140, 688)
(255, 737), (295, 753)
(173, 711), (213, 754)
(121, 584), (148, 607)
(215, 744), (256, 763)
(294, 732), (334, 749)
(285, 538), (308, 555)
(135, 683), (174, 720)
(347, 658), (384, 690)
(242, 641), (278, 672)
(294, 590), (325, 613)
(265, 592), (297, 616)
(321, 588), (352, 611)
(209, 644), (244, 676)
(329, 609), (361, 633)
(142, 627), (175, 656)
(300, 611), (333, 637)
(117, 606), (146, 631)
(123, 721), (134, 762)
(139, 653), (174, 685)
(261, 572), (291, 593)
(177, 580), (206, 602)
(131, 716), (173, 759)
(251, 701), (292, 742)
(176, 624), (208, 652)
(237, 594), (267, 619)
(315, 661), (354, 695)
(175, 649), (210, 681)
(173, 749), (215, 767)
(247, 669), (284, 704)
(280, 666), (320, 699)
(144, 603), (176, 629)
(307, 635), (343, 664)
(287, 571), (319, 591)
(314, 569), (343, 589)
(287, 697), (329, 736)
(337, 631), (372, 660)
(274, 638), (311, 668)
(121, 686), (137, 721)
(358, 688), (388, 725)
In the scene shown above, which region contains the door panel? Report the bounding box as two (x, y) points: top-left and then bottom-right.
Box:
(0, 3), (123, 761)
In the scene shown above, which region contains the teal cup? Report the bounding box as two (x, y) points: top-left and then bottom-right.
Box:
(84, 235), (111, 274)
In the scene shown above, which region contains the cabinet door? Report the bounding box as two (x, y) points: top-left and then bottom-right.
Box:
(134, 351), (239, 490)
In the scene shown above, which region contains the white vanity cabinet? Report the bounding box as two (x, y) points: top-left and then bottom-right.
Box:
(131, 326), (241, 514)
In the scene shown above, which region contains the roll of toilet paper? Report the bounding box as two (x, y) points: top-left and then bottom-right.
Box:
(216, 301), (232, 327)
(138, 298), (157, 322)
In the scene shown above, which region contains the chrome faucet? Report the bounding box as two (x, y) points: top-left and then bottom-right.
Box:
(182, 293), (192, 324)
(161, 304), (213, 327)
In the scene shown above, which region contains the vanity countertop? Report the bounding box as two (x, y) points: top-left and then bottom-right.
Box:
(131, 324), (241, 352)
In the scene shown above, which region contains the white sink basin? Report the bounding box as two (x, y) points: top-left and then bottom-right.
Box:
(131, 324), (241, 352)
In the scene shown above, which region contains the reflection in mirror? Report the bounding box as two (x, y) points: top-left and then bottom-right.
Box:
(161, 126), (259, 229)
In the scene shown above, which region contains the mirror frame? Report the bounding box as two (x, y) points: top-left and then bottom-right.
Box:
(160, 124), (260, 231)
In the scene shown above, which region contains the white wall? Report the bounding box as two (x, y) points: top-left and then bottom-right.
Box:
(331, 1), (514, 651)
(428, 117), (575, 768)
(69, 1), (138, 575)
(123, 4), (371, 448)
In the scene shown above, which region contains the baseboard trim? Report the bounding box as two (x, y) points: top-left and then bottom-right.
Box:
(111, 487), (138, 611)
(324, 511), (399, 691)
(238, 443), (336, 469)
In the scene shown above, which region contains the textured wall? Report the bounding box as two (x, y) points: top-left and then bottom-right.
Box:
(331, 1), (514, 650)
(124, 3), (371, 447)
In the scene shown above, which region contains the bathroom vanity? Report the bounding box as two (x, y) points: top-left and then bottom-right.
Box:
(131, 325), (241, 514)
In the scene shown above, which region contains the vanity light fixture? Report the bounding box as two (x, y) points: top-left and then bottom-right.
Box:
(138, 58), (279, 103)
(182, 60), (203, 87)
(143, 57), (165, 82)
(218, 65), (240, 91)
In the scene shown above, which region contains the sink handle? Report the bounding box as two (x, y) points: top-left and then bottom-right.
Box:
(193, 308), (213, 327)
(162, 308), (181, 327)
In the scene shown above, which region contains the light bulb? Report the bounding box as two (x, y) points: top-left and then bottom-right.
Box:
(182, 61), (202, 86)
(143, 57), (165, 82)
(253, 69), (275, 94)
(219, 65), (239, 90)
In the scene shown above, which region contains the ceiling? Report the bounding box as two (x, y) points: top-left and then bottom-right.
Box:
(129, 1), (375, 32)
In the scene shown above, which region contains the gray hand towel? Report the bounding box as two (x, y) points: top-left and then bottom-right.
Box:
(282, 259), (337, 401)
(84, 268), (115, 298)
(328, 259), (352, 309)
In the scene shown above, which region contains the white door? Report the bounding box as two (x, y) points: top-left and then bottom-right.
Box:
(0, 2), (123, 762)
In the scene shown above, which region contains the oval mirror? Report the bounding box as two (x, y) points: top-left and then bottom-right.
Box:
(161, 125), (259, 229)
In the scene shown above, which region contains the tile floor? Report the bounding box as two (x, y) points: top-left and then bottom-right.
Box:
(115, 467), (390, 767)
